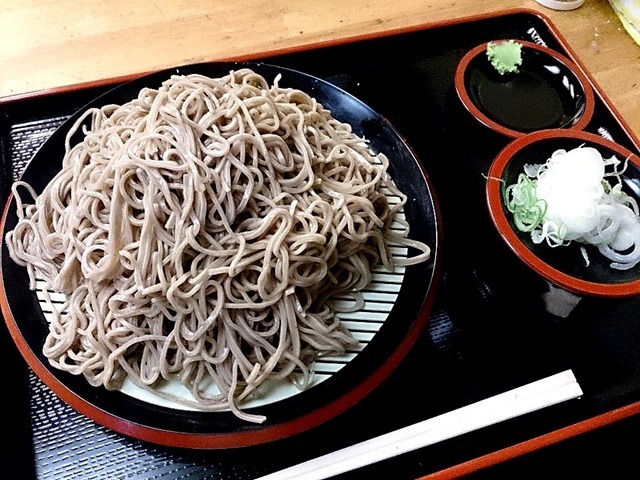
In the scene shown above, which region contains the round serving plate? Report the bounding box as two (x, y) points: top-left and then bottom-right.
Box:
(0, 61), (441, 449)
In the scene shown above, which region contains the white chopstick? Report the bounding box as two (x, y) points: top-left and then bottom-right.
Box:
(255, 370), (582, 480)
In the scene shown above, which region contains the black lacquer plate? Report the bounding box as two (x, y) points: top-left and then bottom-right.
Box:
(0, 61), (440, 449)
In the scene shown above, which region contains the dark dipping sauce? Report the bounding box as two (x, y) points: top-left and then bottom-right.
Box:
(466, 46), (586, 132)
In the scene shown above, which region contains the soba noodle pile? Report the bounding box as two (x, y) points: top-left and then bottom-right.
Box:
(5, 68), (431, 422)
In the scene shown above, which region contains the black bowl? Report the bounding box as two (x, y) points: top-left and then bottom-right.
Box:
(486, 129), (640, 297)
(455, 40), (595, 138)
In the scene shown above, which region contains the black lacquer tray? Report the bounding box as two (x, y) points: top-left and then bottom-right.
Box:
(2, 8), (640, 480)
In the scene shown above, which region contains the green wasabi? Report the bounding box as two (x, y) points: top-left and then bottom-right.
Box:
(486, 40), (523, 75)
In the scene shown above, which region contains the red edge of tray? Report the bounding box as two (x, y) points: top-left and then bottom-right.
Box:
(0, 2), (638, 470)
(417, 400), (640, 480)
(486, 129), (640, 298)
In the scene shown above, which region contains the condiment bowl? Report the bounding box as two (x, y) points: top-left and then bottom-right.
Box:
(486, 129), (640, 297)
(455, 40), (595, 139)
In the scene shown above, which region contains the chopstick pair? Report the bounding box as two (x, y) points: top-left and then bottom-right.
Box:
(255, 370), (583, 480)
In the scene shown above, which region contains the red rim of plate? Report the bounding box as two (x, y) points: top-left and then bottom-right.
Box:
(486, 129), (640, 298)
(454, 40), (596, 139)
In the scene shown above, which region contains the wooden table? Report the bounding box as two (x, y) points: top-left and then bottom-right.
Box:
(1, 0), (639, 133)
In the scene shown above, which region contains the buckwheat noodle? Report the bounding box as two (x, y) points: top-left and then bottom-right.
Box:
(5, 68), (431, 423)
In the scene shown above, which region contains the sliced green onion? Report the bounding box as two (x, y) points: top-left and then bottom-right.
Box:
(504, 173), (547, 233)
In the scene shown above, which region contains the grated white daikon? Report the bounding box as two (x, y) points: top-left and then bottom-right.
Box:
(505, 145), (640, 270)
